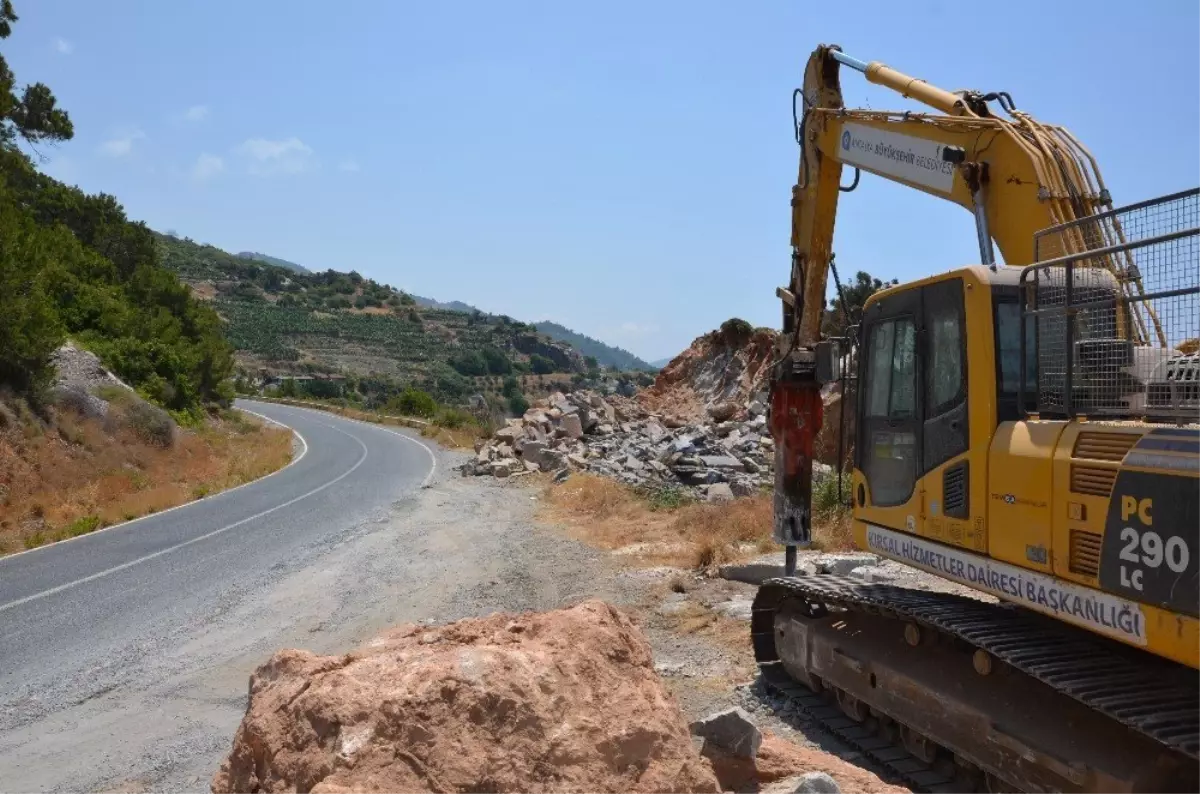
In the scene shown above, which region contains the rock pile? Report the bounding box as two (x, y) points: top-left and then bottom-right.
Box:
(49, 343), (134, 420)
(464, 389), (798, 501)
(211, 600), (720, 793)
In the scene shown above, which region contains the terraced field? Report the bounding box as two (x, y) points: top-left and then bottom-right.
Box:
(155, 234), (585, 395)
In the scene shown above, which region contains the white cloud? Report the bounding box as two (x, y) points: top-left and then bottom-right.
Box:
(338, 159), (360, 173)
(190, 153), (224, 182)
(54, 37), (73, 55)
(183, 105), (209, 122)
(98, 128), (146, 158)
(234, 137), (316, 175)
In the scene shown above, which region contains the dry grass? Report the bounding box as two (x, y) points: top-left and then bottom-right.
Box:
(539, 473), (774, 571)
(0, 407), (293, 556)
(540, 472), (858, 572)
(813, 509), (855, 551)
(418, 424), (478, 450)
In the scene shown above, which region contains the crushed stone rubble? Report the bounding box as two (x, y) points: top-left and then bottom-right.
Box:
(461, 388), (832, 500)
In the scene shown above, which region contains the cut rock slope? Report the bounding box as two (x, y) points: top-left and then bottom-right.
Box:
(212, 600), (720, 793)
(638, 324), (776, 423)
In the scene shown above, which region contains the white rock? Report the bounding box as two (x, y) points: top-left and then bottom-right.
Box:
(849, 565), (894, 584)
(815, 553), (880, 576)
(794, 772), (840, 793)
(712, 597), (754, 621)
(706, 483), (735, 502)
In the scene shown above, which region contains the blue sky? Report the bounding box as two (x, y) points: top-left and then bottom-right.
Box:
(8, 1), (1198, 361)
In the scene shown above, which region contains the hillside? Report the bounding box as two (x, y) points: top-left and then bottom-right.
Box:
(236, 251), (311, 274)
(533, 321), (655, 371)
(155, 234), (587, 402)
(172, 245), (649, 375)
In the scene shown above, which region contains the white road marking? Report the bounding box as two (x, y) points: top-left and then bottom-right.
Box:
(254, 401), (439, 488)
(0, 408), (309, 564)
(0, 426), (368, 615)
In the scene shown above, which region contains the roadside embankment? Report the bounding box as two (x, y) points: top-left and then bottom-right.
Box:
(0, 346), (294, 555)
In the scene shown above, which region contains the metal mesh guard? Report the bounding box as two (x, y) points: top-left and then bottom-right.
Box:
(1023, 188), (1199, 420)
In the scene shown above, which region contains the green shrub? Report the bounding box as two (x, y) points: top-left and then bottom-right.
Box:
(529, 354), (555, 375)
(388, 387), (437, 418)
(719, 317), (754, 346)
(480, 347), (512, 375)
(122, 400), (177, 447)
(639, 484), (693, 511)
(449, 351), (487, 377)
(507, 392), (529, 416)
(813, 470), (850, 515)
(63, 514), (101, 537)
(432, 407), (475, 429)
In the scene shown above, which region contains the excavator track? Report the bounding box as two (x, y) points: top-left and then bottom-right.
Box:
(752, 574), (1200, 792)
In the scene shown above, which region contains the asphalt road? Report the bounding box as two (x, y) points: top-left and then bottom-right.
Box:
(0, 400), (443, 791)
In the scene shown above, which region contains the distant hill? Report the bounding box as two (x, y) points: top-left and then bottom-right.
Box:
(649, 358), (672, 368)
(413, 295), (481, 314)
(154, 232), (588, 402)
(237, 251), (311, 274)
(534, 321), (655, 371)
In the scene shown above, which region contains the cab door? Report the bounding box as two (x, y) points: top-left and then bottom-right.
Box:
(855, 275), (973, 545)
(919, 278), (974, 548)
(856, 286), (922, 531)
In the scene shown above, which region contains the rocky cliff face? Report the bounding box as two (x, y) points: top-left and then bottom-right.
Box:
(511, 332), (584, 372)
(212, 600), (719, 794)
(637, 325), (777, 423)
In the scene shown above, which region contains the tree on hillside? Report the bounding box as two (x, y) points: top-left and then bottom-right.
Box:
(0, 2), (73, 151)
(822, 270), (899, 339)
(0, 197), (64, 393)
(479, 346), (512, 375)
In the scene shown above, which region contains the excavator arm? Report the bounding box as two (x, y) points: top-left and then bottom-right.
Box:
(771, 45), (1160, 555)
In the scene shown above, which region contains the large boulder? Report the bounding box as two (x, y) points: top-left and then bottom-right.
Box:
(559, 413), (584, 439)
(212, 600), (719, 794)
(706, 402), (739, 422)
(690, 708), (761, 759)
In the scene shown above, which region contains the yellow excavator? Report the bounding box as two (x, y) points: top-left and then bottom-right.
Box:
(755, 44), (1198, 792)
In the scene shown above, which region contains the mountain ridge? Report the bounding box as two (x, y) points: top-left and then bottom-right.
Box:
(236, 251), (311, 274)
(533, 321), (655, 371)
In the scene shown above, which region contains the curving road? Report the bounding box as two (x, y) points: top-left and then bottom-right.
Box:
(0, 400), (448, 791)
